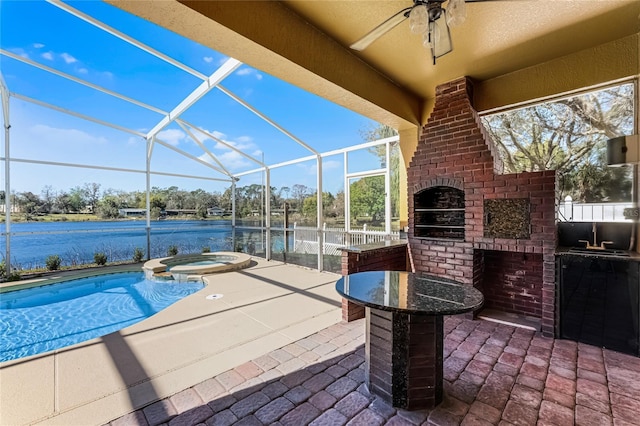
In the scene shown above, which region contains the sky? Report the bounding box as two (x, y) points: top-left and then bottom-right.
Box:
(0, 0), (386, 197)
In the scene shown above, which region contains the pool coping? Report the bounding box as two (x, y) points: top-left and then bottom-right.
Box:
(143, 251), (252, 277)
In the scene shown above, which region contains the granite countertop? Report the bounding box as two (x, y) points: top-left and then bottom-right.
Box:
(335, 270), (484, 316)
(555, 246), (640, 261)
(338, 239), (408, 254)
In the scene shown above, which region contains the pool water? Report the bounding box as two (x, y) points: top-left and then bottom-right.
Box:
(0, 272), (204, 362)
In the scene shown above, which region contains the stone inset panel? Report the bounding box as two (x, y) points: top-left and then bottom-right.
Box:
(484, 198), (531, 239)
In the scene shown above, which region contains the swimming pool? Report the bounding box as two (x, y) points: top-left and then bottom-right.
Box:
(0, 272), (204, 362)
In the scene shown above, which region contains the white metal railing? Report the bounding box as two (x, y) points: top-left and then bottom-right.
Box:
(292, 223), (399, 256)
(558, 201), (634, 222)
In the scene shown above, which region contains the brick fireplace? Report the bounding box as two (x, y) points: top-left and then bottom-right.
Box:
(408, 77), (557, 337)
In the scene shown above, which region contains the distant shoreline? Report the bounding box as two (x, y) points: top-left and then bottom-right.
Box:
(0, 214), (234, 224)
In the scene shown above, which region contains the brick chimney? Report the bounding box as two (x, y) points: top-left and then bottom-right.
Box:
(407, 77), (557, 336)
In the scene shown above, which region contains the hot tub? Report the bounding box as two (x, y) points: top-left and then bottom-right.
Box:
(143, 251), (251, 281)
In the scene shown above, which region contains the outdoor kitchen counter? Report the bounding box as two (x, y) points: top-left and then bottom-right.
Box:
(338, 239), (408, 254)
(555, 246), (640, 261)
(336, 271), (484, 410)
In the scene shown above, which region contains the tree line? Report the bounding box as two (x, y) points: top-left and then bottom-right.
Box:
(2, 184), (223, 220)
(2, 180), (391, 224)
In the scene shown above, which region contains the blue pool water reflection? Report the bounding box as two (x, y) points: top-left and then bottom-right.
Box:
(0, 272), (204, 362)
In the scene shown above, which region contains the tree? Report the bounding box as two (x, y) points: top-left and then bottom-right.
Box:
(163, 186), (185, 209)
(68, 186), (87, 213)
(40, 186), (56, 214)
(220, 187), (233, 213)
(53, 191), (73, 213)
(96, 195), (122, 219)
(15, 191), (43, 217)
(361, 124), (400, 218)
(302, 192), (336, 218)
(279, 186), (290, 203)
(349, 176), (386, 224)
(147, 194), (166, 219)
(83, 182), (101, 213)
(359, 123), (398, 141)
(290, 184), (311, 212)
(333, 190), (345, 218)
(482, 83), (634, 203)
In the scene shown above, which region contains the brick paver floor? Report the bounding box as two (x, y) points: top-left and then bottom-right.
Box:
(107, 316), (640, 426)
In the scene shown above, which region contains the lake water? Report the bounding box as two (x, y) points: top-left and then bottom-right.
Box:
(0, 220), (272, 269)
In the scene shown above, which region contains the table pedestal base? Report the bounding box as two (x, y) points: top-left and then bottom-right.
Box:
(365, 307), (444, 410)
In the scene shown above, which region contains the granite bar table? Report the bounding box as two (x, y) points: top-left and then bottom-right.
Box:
(336, 270), (484, 410)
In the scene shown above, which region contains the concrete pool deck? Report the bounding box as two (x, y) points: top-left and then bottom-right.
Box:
(0, 258), (343, 425)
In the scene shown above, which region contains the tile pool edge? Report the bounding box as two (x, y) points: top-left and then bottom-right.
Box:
(0, 264), (144, 294)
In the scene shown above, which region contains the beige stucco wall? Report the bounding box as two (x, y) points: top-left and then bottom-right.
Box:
(473, 34), (640, 114)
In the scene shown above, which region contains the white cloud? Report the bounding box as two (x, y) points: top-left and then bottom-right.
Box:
(212, 135), (254, 152)
(236, 135), (253, 144)
(184, 126), (261, 170)
(127, 136), (145, 145)
(323, 160), (341, 170)
(203, 56), (214, 63)
(197, 150), (251, 171)
(208, 130), (226, 140)
(98, 71), (114, 80)
(296, 159), (340, 175)
(236, 67), (263, 80)
(156, 129), (186, 146)
(189, 128), (226, 145)
(205, 132), (263, 169)
(28, 47), (111, 79)
(60, 52), (77, 64)
(29, 124), (108, 145)
(216, 151), (252, 170)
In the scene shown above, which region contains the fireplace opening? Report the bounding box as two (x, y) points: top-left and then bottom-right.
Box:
(414, 186), (465, 240)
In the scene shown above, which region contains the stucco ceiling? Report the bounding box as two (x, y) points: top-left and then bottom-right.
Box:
(281, 0), (640, 100)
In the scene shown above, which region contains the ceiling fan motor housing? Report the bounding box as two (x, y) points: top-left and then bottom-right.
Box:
(413, 0), (446, 22)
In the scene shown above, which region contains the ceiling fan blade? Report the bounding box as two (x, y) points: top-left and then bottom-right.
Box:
(350, 7), (412, 51)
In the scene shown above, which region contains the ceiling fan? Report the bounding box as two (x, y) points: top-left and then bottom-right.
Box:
(350, 0), (474, 64)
